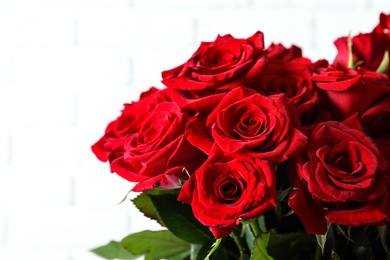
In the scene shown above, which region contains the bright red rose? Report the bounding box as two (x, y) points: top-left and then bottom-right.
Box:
(161, 32), (266, 92)
(288, 115), (390, 234)
(91, 87), (171, 164)
(266, 43), (302, 62)
(332, 32), (390, 75)
(169, 89), (227, 114)
(178, 149), (276, 238)
(312, 66), (390, 122)
(186, 87), (307, 163)
(291, 57), (329, 74)
(254, 61), (319, 124)
(110, 101), (207, 191)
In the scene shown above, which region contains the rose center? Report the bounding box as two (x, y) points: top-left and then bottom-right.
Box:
(334, 156), (353, 173)
(274, 78), (290, 94)
(141, 115), (170, 144)
(217, 178), (243, 204)
(228, 103), (268, 140)
(261, 75), (301, 98)
(235, 115), (263, 137)
(201, 48), (237, 66)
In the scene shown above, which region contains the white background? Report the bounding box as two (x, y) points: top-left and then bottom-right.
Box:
(0, 0), (389, 259)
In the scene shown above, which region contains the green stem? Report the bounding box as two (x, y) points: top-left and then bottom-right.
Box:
(240, 223), (247, 238)
(257, 215), (268, 233)
(205, 238), (222, 260)
(249, 219), (262, 237)
(230, 228), (247, 258)
(314, 241), (322, 260)
(376, 50), (389, 74)
(347, 34), (356, 69)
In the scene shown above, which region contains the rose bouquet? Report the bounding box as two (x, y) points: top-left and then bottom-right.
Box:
(91, 13), (390, 260)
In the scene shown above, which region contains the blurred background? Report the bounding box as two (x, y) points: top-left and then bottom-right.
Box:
(0, 0), (388, 259)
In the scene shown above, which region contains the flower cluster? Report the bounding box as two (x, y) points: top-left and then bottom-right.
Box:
(92, 13), (390, 260)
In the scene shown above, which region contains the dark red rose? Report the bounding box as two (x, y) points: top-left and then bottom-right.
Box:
(288, 115), (390, 234)
(255, 61), (319, 124)
(332, 32), (390, 75)
(312, 66), (390, 122)
(110, 101), (206, 191)
(360, 92), (390, 139)
(266, 43), (302, 62)
(161, 32), (266, 92)
(376, 139), (390, 162)
(373, 13), (390, 36)
(91, 87), (171, 164)
(178, 149), (276, 238)
(361, 92), (390, 167)
(186, 87), (307, 163)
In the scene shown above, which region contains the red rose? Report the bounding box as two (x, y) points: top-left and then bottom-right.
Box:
(332, 32), (390, 75)
(376, 139), (390, 162)
(361, 92), (390, 166)
(186, 87), (307, 163)
(312, 66), (390, 122)
(255, 61), (319, 124)
(161, 32), (266, 92)
(266, 43), (302, 62)
(110, 101), (206, 191)
(291, 57), (329, 74)
(361, 92), (390, 139)
(288, 115), (390, 234)
(373, 13), (390, 36)
(91, 87), (171, 164)
(178, 149), (276, 238)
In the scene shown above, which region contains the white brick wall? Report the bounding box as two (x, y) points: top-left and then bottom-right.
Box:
(0, 0), (388, 259)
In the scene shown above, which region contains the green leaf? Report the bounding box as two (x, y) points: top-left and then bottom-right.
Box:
(267, 232), (317, 259)
(276, 188), (291, 203)
(91, 240), (137, 260)
(191, 244), (201, 260)
(121, 230), (190, 260)
(376, 50), (389, 74)
(335, 225), (356, 244)
(332, 250), (341, 260)
(378, 225), (389, 254)
(347, 34), (356, 69)
(257, 215), (267, 233)
(230, 227), (250, 259)
(250, 232), (273, 260)
(192, 240), (230, 260)
(244, 223), (255, 252)
(132, 189), (179, 226)
(149, 193), (214, 244)
(192, 243), (210, 260)
(166, 251), (191, 260)
(316, 233), (327, 256)
(315, 221), (331, 255)
(118, 188), (133, 205)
